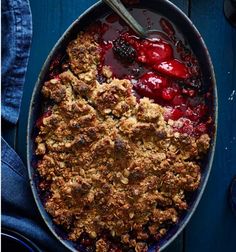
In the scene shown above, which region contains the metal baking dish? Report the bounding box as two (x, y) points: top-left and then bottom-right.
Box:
(27, 1), (217, 251)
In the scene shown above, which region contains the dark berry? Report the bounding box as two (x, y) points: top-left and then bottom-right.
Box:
(113, 37), (137, 63)
(97, 74), (107, 84)
(188, 78), (202, 89)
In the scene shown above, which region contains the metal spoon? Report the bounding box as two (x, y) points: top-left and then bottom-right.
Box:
(102, 0), (158, 38)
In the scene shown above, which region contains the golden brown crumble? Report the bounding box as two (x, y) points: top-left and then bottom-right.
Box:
(35, 31), (211, 252)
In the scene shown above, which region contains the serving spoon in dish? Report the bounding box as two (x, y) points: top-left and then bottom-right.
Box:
(102, 0), (162, 39)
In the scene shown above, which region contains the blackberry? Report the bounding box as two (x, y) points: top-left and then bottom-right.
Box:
(97, 74), (107, 84)
(113, 37), (136, 63)
(178, 78), (202, 90)
(189, 78), (202, 89)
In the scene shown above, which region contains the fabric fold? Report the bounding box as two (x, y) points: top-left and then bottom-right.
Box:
(1, 0), (68, 251)
(1, 0), (32, 124)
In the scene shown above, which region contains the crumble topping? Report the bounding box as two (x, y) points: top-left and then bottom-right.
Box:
(35, 31), (211, 252)
(67, 32), (100, 78)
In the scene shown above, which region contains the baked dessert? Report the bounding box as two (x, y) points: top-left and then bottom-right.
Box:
(35, 11), (212, 252)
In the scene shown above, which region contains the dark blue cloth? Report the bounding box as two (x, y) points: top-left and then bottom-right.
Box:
(1, 0), (32, 124)
(1, 0), (67, 251)
(1, 139), (66, 252)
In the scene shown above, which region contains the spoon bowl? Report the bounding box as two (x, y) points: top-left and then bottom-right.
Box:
(145, 29), (171, 41)
(102, 0), (161, 38)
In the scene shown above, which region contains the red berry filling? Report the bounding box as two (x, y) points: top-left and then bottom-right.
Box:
(47, 13), (211, 137)
(122, 33), (174, 67)
(97, 21), (210, 136)
(135, 38), (173, 65)
(154, 59), (190, 80)
(133, 72), (168, 100)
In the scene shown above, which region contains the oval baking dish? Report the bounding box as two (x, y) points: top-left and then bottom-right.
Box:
(27, 1), (217, 251)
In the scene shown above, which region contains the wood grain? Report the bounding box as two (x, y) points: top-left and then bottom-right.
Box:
(185, 1), (236, 252)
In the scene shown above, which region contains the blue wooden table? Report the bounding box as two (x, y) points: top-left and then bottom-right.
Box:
(3, 0), (236, 251)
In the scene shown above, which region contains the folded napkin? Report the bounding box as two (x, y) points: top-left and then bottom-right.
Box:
(1, 0), (67, 251)
(2, 0), (32, 124)
(1, 139), (66, 251)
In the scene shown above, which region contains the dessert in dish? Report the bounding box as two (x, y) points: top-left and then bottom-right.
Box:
(35, 9), (212, 252)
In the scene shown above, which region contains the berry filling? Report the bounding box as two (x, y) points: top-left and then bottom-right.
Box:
(153, 59), (190, 79)
(113, 37), (137, 63)
(49, 11), (212, 137)
(94, 13), (212, 137)
(123, 34), (174, 65)
(133, 72), (169, 100)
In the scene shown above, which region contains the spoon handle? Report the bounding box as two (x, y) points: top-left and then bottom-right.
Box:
(102, 0), (147, 37)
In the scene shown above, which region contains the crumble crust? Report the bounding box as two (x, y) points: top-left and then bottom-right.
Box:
(35, 32), (210, 252)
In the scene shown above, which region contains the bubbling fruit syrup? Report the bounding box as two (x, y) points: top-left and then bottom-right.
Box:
(48, 8), (212, 137)
(89, 8), (212, 137)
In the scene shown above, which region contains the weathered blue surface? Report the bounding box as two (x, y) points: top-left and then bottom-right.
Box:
(8, 0), (236, 251)
(185, 1), (236, 252)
